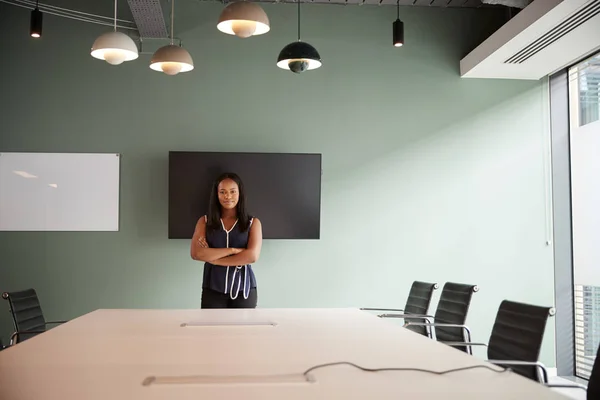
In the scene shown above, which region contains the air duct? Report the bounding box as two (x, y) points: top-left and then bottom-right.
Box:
(461, 0), (600, 80)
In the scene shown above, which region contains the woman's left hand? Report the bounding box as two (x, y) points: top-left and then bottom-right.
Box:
(198, 237), (209, 248)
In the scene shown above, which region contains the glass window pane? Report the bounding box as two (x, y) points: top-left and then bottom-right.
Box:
(569, 51), (600, 380)
(575, 53), (600, 127)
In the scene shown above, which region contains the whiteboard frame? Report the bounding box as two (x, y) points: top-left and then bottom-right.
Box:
(0, 152), (120, 232)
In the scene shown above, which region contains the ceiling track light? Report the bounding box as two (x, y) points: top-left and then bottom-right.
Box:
(277, 0), (321, 73)
(90, 0), (138, 65)
(217, 1), (270, 38)
(393, 0), (404, 48)
(30, 0), (42, 38)
(149, 0), (194, 75)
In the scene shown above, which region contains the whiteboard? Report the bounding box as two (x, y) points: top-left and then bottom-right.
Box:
(0, 152), (120, 231)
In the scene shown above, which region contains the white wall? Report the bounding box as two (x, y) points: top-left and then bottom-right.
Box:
(0, 3), (556, 367)
(259, 81), (556, 365)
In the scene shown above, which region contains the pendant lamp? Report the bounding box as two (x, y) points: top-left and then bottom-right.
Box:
(150, 0), (193, 75)
(91, 0), (138, 65)
(30, 0), (42, 38)
(217, 1), (270, 38)
(393, 0), (404, 47)
(276, 0), (321, 73)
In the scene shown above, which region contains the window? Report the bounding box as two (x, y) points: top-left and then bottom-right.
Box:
(569, 53), (600, 127)
(574, 285), (600, 378)
(569, 51), (600, 380)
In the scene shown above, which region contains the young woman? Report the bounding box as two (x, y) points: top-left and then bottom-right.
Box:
(190, 172), (263, 308)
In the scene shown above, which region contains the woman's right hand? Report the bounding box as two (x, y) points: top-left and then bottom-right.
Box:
(198, 237), (209, 248)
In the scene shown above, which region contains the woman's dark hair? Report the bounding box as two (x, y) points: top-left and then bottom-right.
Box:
(206, 172), (251, 232)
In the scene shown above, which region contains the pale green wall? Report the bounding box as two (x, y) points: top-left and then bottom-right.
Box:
(0, 3), (555, 365)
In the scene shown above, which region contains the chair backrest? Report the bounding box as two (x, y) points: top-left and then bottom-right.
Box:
(433, 282), (478, 350)
(487, 300), (552, 382)
(2, 288), (47, 342)
(588, 343), (600, 400)
(403, 281), (439, 336)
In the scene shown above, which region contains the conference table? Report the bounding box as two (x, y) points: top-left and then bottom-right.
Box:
(0, 308), (571, 399)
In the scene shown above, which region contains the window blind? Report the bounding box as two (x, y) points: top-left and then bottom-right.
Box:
(574, 284), (600, 379)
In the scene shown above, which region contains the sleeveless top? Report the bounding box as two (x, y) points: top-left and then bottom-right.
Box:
(202, 216), (257, 299)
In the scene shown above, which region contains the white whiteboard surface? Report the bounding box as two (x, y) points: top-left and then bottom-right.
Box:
(0, 152), (120, 231)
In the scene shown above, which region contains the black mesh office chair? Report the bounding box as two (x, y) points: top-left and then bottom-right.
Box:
(381, 282), (479, 352)
(442, 300), (594, 397)
(443, 300), (553, 381)
(2, 288), (67, 345)
(361, 281), (439, 336)
(487, 300), (554, 381)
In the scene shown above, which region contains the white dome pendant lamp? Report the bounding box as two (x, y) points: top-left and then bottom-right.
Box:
(217, 1), (270, 38)
(91, 0), (138, 65)
(150, 0), (193, 76)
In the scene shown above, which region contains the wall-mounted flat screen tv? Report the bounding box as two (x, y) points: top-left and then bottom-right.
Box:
(168, 151), (322, 239)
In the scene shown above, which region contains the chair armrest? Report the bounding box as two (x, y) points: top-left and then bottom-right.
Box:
(10, 330), (46, 345)
(486, 360), (549, 384)
(404, 322), (473, 346)
(360, 308), (405, 312)
(406, 322), (465, 327)
(544, 382), (587, 391)
(378, 313), (434, 319)
(442, 341), (488, 347)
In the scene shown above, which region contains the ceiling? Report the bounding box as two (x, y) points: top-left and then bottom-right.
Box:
(132, 0), (504, 38)
(213, 0), (490, 6)
(1, 0), (511, 39)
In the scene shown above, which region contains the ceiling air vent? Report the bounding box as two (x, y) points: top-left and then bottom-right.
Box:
(127, 0), (168, 38)
(505, 0), (600, 64)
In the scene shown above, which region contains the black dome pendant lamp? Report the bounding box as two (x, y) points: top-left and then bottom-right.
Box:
(277, 0), (321, 73)
(393, 0), (404, 47)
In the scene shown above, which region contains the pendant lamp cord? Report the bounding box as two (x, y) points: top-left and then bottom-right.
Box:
(35, 0), (39, 8)
(297, 0), (301, 41)
(113, 0), (117, 31)
(397, 0), (399, 19)
(171, 0), (175, 45)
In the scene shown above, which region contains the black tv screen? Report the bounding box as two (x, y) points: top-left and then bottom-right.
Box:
(168, 151), (322, 239)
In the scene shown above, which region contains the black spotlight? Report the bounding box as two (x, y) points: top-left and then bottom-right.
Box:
(30, 2), (43, 38)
